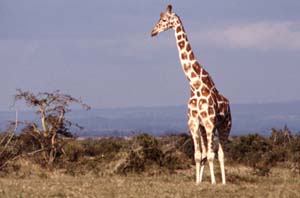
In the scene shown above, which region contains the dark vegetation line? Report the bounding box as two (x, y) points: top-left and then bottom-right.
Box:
(0, 90), (299, 177)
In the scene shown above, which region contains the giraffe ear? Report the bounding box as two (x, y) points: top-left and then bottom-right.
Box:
(166, 5), (172, 14)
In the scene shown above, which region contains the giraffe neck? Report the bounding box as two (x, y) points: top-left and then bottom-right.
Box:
(173, 18), (204, 83)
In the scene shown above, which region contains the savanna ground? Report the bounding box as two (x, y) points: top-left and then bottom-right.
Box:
(1, 129), (300, 198)
(0, 164), (299, 197)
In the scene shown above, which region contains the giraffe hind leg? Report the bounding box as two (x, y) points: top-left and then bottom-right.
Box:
(218, 143), (226, 184)
(199, 125), (207, 183)
(217, 115), (232, 185)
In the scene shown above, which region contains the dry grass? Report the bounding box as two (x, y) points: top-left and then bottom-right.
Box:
(0, 166), (299, 198)
(1, 132), (300, 197)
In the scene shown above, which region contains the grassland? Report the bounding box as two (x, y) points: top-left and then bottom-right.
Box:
(0, 166), (299, 198)
(1, 131), (300, 197)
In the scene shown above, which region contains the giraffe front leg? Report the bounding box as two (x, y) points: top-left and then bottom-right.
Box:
(205, 124), (216, 184)
(191, 135), (201, 184)
(194, 144), (201, 184)
(189, 119), (201, 184)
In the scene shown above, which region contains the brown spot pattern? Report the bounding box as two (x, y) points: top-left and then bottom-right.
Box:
(183, 63), (191, 72)
(191, 72), (197, 78)
(201, 111), (207, 118)
(178, 41), (185, 50)
(197, 91), (200, 97)
(176, 26), (181, 33)
(192, 62), (201, 74)
(181, 53), (187, 60)
(202, 76), (214, 89)
(186, 44), (191, 52)
(216, 94), (223, 101)
(189, 52), (195, 60)
(202, 69), (208, 76)
(193, 81), (201, 89)
(201, 87), (210, 97)
(208, 107), (214, 115)
(192, 110), (198, 118)
(199, 99), (207, 107)
(208, 97), (214, 105)
(189, 98), (197, 107)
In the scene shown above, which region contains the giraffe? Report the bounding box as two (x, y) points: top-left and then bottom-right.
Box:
(151, 5), (232, 184)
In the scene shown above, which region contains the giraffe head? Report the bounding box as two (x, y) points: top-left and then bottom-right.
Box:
(151, 5), (179, 37)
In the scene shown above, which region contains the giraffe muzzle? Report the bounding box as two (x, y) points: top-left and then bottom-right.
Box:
(151, 29), (158, 37)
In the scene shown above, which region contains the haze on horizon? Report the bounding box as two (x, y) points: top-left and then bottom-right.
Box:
(1, 1), (300, 111)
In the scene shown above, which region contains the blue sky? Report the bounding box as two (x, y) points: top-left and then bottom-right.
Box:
(1, 0), (300, 110)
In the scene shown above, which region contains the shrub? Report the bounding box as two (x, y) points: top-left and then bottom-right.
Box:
(13, 89), (90, 166)
(62, 140), (85, 162)
(171, 133), (194, 159)
(227, 134), (272, 175)
(270, 126), (292, 147)
(82, 138), (123, 159)
(116, 150), (145, 174)
(0, 131), (21, 171)
(158, 133), (193, 170)
(116, 134), (163, 174)
(289, 134), (300, 174)
(130, 134), (163, 164)
(17, 129), (41, 153)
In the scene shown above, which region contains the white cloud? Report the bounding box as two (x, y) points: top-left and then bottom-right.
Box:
(193, 21), (300, 50)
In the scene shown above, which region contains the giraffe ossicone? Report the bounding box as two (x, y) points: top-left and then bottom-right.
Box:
(151, 5), (232, 185)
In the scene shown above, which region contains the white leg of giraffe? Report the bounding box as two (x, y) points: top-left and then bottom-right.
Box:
(218, 143), (226, 184)
(189, 119), (201, 184)
(192, 135), (201, 184)
(217, 115), (231, 185)
(192, 134), (201, 184)
(195, 151), (201, 184)
(206, 127), (216, 184)
(199, 164), (205, 183)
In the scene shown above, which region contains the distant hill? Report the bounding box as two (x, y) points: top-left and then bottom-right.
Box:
(1, 101), (300, 137)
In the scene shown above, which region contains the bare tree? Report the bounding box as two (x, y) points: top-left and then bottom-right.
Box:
(13, 89), (90, 165)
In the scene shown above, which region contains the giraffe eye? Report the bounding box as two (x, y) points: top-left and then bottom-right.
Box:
(162, 18), (167, 22)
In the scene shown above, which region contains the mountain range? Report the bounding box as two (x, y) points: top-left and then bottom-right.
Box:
(1, 101), (300, 137)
